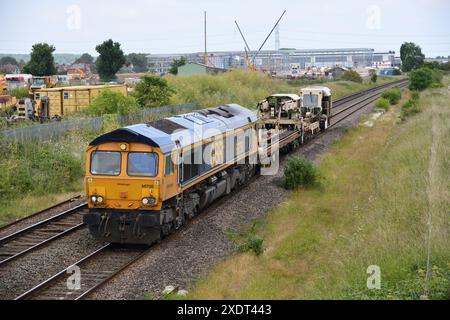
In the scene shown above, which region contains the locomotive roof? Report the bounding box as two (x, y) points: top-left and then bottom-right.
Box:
(89, 104), (257, 153)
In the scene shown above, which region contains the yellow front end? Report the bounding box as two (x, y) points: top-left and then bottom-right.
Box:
(85, 142), (163, 211)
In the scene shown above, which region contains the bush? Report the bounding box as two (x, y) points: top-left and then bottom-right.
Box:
(282, 156), (317, 190)
(133, 75), (174, 108)
(381, 88), (402, 105)
(341, 70), (363, 83)
(400, 94), (421, 120)
(85, 90), (139, 116)
(409, 67), (435, 91)
(10, 87), (30, 99)
(371, 73), (378, 83)
(238, 234), (264, 256)
(430, 68), (443, 86)
(374, 98), (390, 111)
(392, 68), (402, 76)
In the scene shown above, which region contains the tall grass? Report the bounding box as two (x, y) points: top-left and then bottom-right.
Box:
(0, 131), (90, 225)
(167, 70), (402, 109)
(188, 78), (450, 300)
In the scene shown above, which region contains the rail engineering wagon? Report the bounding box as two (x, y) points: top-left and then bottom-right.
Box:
(83, 104), (260, 245)
(257, 86), (332, 143)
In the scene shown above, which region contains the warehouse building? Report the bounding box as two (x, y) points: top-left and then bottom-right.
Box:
(147, 48), (395, 74)
(177, 62), (228, 76)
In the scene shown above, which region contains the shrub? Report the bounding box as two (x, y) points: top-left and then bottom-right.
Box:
(430, 68), (443, 86)
(133, 75), (174, 108)
(381, 88), (402, 105)
(10, 87), (30, 99)
(400, 97), (420, 120)
(85, 90), (138, 116)
(371, 73), (378, 83)
(374, 98), (390, 111)
(282, 156), (317, 190)
(392, 68), (402, 76)
(341, 70), (363, 83)
(409, 67), (433, 91)
(238, 234), (264, 256)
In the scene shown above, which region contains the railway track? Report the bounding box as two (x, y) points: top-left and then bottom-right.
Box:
(333, 78), (407, 108)
(331, 80), (408, 126)
(0, 203), (88, 266)
(9, 79), (409, 300)
(0, 195), (83, 234)
(15, 244), (149, 300)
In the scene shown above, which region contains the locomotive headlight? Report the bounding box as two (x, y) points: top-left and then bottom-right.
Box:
(142, 197), (156, 206)
(97, 196), (104, 204)
(90, 195), (97, 203)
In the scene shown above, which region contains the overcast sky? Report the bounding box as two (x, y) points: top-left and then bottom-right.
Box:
(2, 0), (449, 57)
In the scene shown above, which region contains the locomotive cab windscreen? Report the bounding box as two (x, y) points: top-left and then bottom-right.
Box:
(301, 93), (321, 115)
(86, 143), (162, 211)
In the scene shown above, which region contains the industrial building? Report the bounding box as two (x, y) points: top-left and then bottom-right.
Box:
(147, 48), (395, 74)
(177, 62), (228, 76)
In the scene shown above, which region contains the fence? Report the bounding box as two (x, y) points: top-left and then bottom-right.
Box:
(0, 102), (200, 143)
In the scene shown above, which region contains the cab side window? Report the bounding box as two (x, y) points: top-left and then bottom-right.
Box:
(165, 154), (174, 176)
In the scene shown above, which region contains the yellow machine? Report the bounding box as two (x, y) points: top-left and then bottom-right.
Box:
(29, 76), (56, 96)
(34, 84), (128, 118)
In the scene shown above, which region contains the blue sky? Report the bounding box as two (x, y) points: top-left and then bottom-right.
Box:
(2, 0), (449, 57)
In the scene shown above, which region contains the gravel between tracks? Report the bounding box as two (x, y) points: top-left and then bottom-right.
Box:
(87, 102), (375, 300)
(0, 228), (105, 300)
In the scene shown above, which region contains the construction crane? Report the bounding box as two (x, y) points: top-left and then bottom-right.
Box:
(234, 10), (286, 71)
(235, 21), (256, 71)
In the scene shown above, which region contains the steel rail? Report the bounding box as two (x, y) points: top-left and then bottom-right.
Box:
(0, 203), (87, 266)
(333, 79), (408, 108)
(0, 195), (83, 233)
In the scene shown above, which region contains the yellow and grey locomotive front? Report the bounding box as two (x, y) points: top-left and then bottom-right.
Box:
(84, 104), (258, 245)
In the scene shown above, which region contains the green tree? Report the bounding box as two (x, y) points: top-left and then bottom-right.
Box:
(400, 42), (425, 72)
(0, 56), (18, 66)
(23, 43), (57, 76)
(85, 90), (138, 116)
(75, 53), (95, 65)
(95, 39), (126, 81)
(341, 70), (363, 83)
(127, 53), (149, 73)
(409, 67), (433, 91)
(169, 57), (187, 75)
(133, 75), (174, 108)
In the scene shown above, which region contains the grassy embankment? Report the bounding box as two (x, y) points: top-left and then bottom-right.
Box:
(0, 71), (403, 226)
(188, 76), (450, 300)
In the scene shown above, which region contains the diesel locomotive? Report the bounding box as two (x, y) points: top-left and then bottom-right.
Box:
(83, 104), (259, 245)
